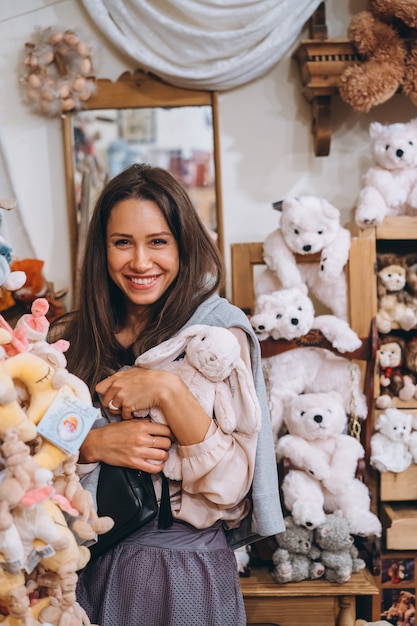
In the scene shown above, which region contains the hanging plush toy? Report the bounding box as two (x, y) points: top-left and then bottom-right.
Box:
(339, 0), (417, 113)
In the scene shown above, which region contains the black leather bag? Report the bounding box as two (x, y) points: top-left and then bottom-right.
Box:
(89, 463), (158, 560)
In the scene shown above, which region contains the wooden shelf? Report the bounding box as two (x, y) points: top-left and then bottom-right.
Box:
(375, 216), (417, 240)
(293, 38), (360, 157)
(241, 566), (379, 626)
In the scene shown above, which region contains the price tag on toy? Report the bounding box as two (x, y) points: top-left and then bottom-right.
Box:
(37, 387), (99, 455)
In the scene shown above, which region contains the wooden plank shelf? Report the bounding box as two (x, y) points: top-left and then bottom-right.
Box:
(241, 566), (379, 626)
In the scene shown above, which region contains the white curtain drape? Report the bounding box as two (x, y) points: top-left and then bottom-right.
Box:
(80, 0), (322, 90)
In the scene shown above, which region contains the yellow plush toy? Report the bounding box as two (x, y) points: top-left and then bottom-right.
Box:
(3, 351), (93, 470)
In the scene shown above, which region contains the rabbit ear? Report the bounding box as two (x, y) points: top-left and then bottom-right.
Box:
(227, 360), (262, 435)
(135, 325), (207, 369)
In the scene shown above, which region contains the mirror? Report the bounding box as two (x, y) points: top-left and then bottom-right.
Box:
(62, 70), (224, 301)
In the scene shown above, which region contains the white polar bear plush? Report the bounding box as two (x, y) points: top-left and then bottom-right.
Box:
(276, 391), (382, 537)
(250, 286), (362, 353)
(355, 119), (417, 229)
(370, 408), (414, 473)
(264, 344), (367, 440)
(258, 196), (351, 320)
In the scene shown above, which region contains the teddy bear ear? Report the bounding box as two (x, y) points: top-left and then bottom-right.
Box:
(320, 199), (340, 221)
(369, 121), (383, 139)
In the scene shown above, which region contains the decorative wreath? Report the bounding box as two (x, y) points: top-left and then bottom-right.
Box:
(20, 26), (96, 117)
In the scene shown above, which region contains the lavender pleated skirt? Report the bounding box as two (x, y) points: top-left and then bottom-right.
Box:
(76, 518), (247, 626)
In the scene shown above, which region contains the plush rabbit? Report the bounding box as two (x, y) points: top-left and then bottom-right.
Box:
(134, 324), (262, 480)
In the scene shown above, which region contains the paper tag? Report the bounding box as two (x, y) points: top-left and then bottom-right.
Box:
(36, 387), (100, 455)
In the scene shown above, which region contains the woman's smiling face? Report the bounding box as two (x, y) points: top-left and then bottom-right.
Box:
(106, 198), (179, 311)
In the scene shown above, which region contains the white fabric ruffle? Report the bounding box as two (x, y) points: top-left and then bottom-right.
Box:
(80, 0), (322, 90)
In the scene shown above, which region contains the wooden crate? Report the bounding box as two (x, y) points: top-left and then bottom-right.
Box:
(380, 465), (417, 502)
(381, 503), (417, 550)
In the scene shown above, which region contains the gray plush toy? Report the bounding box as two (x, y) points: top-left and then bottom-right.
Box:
(314, 511), (366, 584)
(272, 515), (324, 583)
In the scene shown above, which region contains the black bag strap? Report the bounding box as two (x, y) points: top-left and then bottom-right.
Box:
(158, 472), (173, 529)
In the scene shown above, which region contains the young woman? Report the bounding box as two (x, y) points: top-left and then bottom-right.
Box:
(50, 163), (283, 626)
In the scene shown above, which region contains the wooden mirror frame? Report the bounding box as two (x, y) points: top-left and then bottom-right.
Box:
(62, 69), (224, 297)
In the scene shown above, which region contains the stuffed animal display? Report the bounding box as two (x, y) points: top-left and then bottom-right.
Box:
(314, 512), (366, 584)
(355, 119), (417, 229)
(271, 515), (324, 583)
(370, 407), (414, 473)
(264, 343), (367, 441)
(376, 253), (417, 333)
(376, 335), (416, 409)
(258, 196), (351, 320)
(276, 391), (382, 537)
(338, 0), (417, 113)
(250, 286), (362, 352)
(134, 324), (261, 480)
(272, 512), (365, 584)
(0, 297), (109, 626)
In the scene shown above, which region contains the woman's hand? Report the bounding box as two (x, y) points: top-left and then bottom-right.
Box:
(79, 417), (172, 473)
(96, 366), (212, 446)
(96, 366), (173, 420)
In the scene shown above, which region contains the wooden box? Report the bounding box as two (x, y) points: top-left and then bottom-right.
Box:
(381, 503), (417, 550)
(380, 465), (417, 502)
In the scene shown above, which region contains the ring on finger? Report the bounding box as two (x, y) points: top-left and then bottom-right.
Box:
(151, 436), (156, 448)
(108, 399), (120, 412)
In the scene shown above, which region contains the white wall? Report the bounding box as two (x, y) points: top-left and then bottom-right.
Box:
(1, 0), (416, 303)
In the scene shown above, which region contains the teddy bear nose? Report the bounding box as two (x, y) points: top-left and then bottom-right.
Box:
(291, 318), (299, 326)
(303, 244), (312, 252)
(313, 414), (323, 423)
(396, 149), (404, 158)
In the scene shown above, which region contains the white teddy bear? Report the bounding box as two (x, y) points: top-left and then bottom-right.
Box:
(276, 391), (382, 538)
(370, 408), (414, 473)
(264, 343), (367, 440)
(355, 118), (417, 229)
(250, 285), (362, 353)
(258, 196), (351, 320)
(134, 324), (261, 480)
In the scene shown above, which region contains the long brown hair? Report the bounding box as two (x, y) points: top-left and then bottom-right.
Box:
(50, 163), (225, 392)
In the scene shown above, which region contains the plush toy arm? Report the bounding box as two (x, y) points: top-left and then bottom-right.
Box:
(399, 375), (416, 402)
(322, 435), (364, 493)
(365, 167), (408, 208)
(311, 315), (362, 353)
(272, 547), (290, 565)
(276, 435), (330, 481)
(263, 228), (304, 288)
(320, 227), (351, 280)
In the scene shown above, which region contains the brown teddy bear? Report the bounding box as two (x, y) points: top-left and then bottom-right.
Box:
(376, 334), (416, 408)
(403, 335), (417, 385)
(377, 252), (417, 333)
(339, 0), (417, 112)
